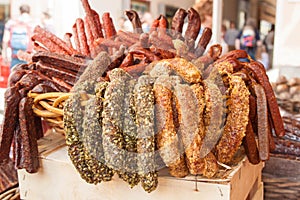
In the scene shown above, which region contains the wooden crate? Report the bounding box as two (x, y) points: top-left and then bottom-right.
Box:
(17, 133), (264, 200)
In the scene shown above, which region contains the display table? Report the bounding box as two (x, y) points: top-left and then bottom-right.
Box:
(17, 133), (264, 200)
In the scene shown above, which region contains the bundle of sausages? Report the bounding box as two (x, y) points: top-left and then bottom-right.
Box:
(0, 0), (285, 193)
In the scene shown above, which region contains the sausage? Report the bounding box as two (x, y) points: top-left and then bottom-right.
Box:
(102, 12), (117, 38)
(173, 82), (204, 176)
(52, 77), (73, 90)
(184, 8), (201, 42)
(171, 8), (188, 38)
(41, 79), (69, 92)
(13, 123), (23, 169)
(157, 15), (169, 37)
(120, 52), (134, 68)
(200, 80), (224, 158)
(254, 84), (270, 161)
(216, 75), (249, 164)
(249, 94), (258, 134)
(31, 83), (58, 93)
(81, 0), (104, 38)
(33, 42), (48, 52)
(161, 58), (202, 84)
(120, 63), (148, 78)
(218, 49), (248, 62)
(83, 16), (96, 57)
(63, 33), (74, 50)
(117, 30), (140, 47)
(32, 51), (87, 73)
(17, 50), (32, 63)
(76, 18), (90, 57)
(243, 117), (260, 165)
(8, 69), (28, 87)
(64, 93), (114, 184)
(73, 51), (111, 90)
(207, 44), (223, 61)
(36, 61), (77, 86)
(33, 25), (79, 55)
(154, 76), (189, 178)
(149, 17), (159, 33)
(195, 27), (212, 57)
(139, 33), (150, 48)
(32, 33), (68, 55)
(18, 97), (40, 173)
(16, 71), (44, 90)
(134, 75), (158, 193)
(93, 37), (123, 50)
(149, 31), (174, 50)
(82, 95), (115, 184)
(90, 9), (104, 38)
(107, 45), (126, 71)
(85, 10), (104, 40)
(125, 10), (143, 33)
(129, 45), (161, 62)
(244, 61), (285, 137)
(101, 68), (131, 175)
(149, 45), (176, 59)
(72, 22), (81, 52)
(119, 79), (140, 187)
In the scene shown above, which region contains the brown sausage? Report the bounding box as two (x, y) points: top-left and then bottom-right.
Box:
(125, 10), (143, 33)
(19, 97), (40, 173)
(244, 61), (285, 137)
(171, 8), (188, 38)
(243, 118), (260, 165)
(36, 61), (77, 86)
(31, 51), (87, 73)
(31, 83), (58, 93)
(0, 86), (21, 163)
(154, 77), (189, 178)
(195, 27), (212, 57)
(33, 25), (78, 55)
(254, 84), (270, 161)
(76, 18), (90, 57)
(184, 7), (201, 42)
(102, 12), (117, 38)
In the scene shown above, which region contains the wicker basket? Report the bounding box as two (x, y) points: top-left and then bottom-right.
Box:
(28, 91), (71, 134)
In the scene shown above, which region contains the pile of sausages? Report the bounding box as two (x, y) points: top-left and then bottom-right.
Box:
(0, 0), (286, 192)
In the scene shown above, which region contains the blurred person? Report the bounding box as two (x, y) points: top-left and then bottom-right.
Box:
(141, 12), (153, 33)
(224, 21), (239, 51)
(2, 4), (36, 69)
(264, 24), (275, 69)
(41, 11), (55, 34)
(235, 18), (261, 60)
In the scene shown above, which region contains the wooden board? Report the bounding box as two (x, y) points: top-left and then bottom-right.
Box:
(18, 133), (264, 200)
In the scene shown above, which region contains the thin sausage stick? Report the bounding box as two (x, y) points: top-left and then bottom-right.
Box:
(76, 18), (90, 57)
(171, 8), (188, 38)
(33, 25), (78, 55)
(254, 84), (270, 161)
(102, 12), (117, 38)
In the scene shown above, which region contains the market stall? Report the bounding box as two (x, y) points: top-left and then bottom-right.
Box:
(0, 0), (291, 199)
